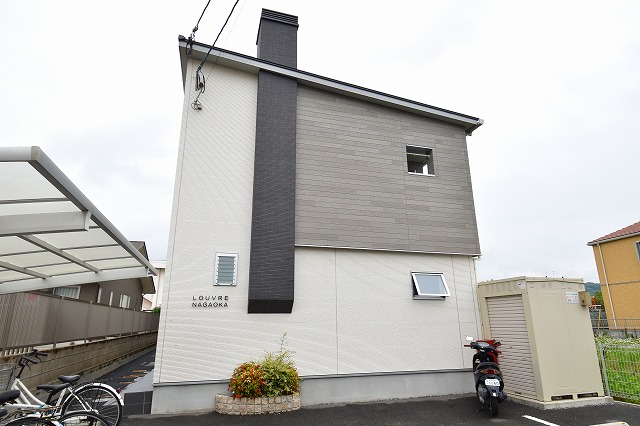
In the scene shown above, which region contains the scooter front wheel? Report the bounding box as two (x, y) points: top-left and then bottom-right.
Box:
(489, 395), (499, 417)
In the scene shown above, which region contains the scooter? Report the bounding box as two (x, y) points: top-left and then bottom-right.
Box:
(465, 337), (507, 417)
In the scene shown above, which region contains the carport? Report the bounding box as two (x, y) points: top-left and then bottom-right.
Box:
(0, 146), (157, 295)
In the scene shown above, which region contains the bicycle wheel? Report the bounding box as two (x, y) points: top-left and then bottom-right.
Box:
(2, 417), (56, 426)
(57, 411), (109, 426)
(61, 385), (122, 426)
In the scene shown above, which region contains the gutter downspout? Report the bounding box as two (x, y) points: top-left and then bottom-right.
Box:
(597, 243), (617, 328)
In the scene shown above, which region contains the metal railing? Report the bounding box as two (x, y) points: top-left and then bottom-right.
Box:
(592, 318), (640, 338)
(0, 292), (159, 356)
(596, 336), (640, 404)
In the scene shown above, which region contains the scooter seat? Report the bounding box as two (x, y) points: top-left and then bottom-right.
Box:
(475, 361), (500, 372)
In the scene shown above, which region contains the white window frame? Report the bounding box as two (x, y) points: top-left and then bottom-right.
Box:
(120, 294), (131, 309)
(53, 286), (81, 299)
(411, 272), (450, 299)
(636, 241), (640, 262)
(214, 253), (238, 286)
(406, 145), (435, 176)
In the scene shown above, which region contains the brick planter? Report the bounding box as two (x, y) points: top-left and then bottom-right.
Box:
(215, 393), (301, 415)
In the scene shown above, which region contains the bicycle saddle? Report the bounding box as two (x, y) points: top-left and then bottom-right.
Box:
(58, 375), (81, 384)
(0, 389), (20, 404)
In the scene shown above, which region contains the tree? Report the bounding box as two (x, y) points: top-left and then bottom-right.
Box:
(593, 291), (603, 306)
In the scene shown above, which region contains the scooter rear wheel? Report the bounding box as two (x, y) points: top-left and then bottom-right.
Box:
(489, 395), (499, 417)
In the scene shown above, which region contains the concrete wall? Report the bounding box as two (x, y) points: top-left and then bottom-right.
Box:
(1, 332), (157, 390)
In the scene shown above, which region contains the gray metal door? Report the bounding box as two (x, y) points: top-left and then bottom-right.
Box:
(487, 295), (537, 399)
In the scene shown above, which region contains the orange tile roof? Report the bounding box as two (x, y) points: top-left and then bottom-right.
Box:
(588, 220), (640, 245)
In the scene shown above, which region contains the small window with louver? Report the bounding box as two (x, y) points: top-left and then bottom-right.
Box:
(215, 253), (238, 286)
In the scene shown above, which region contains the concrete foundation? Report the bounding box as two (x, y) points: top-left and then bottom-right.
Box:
(152, 369), (473, 415)
(510, 394), (614, 409)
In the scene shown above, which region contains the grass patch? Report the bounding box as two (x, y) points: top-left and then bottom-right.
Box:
(595, 335), (640, 404)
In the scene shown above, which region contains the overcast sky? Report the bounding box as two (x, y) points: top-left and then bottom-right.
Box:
(2, 1), (639, 283)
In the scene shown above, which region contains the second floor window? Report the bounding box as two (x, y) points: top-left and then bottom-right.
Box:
(406, 145), (434, 175)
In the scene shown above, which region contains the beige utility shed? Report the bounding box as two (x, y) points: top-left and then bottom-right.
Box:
(477, 277), (608, 407)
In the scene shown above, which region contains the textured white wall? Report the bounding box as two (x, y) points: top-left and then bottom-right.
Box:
(157, 245), (480, 383)
(332, 249), (480, 373)
(154, 60), (259, 384)
(155, 61), (481, 385)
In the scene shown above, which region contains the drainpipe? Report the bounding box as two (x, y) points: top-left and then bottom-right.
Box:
(598, 243), (617, 328)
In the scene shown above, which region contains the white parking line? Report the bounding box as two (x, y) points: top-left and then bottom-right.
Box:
(523, 415), (560, 426)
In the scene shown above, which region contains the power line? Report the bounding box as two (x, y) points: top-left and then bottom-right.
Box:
(191, 0), (241, 110)
(196, 0), (240, 73)
(187, 0), (212, 55)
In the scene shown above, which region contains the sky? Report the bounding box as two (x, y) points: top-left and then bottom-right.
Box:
(1, 0), (639, 283)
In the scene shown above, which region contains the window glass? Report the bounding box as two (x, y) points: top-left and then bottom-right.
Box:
(120, 294), (131, 309)
(406, 146), (434, 175)
(53, 286), (80, 299)
(215, 253), (238, 285)
(412, 272), (450, 299)
(636, 241), (640, 261)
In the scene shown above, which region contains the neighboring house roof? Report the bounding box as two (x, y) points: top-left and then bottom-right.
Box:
(588, 220), (640, 245)
(0, 147), (157, 295)
(129, 241), (155, 294)
(178, 37), (484, 136)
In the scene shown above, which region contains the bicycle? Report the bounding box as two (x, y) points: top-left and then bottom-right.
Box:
(0, 389), (110, 425)
(0, 350), (123, 426)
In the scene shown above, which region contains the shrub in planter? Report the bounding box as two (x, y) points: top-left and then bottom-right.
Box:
(227, 361), (266, 398)
(227, 333), (300, 398)
(261, 347), (300, 397)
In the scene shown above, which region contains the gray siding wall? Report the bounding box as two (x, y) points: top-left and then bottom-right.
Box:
(295, 85), (480, 255)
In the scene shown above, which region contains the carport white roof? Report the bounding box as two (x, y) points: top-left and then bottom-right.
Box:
(0, 146), (157, 295)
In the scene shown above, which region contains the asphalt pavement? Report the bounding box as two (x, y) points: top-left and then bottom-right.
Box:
(121, 394), (640, 425)
(103, 351), (640, 425)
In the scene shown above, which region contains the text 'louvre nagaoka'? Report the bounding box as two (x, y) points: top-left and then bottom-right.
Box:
(192, 295), (229, 308)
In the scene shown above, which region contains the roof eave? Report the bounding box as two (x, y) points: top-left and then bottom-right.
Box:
(178, 37), (484, 135)
(587, 232), (640, 246)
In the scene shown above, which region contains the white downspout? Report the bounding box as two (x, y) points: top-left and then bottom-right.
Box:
(598, 243), (617, 328)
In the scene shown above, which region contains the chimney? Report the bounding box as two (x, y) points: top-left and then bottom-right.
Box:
(256, 9), (298, 68)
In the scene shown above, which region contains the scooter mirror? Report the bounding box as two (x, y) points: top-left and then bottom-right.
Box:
(465, 336), (474, 341)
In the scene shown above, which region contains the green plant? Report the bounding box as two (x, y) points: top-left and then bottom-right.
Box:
(228, 362), (266, 398)
(595, 335), (640, 403)
(227, 333), (301, 398)
(152, 306), (161, 314)
(260, 334), (301, 397)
